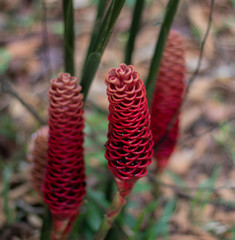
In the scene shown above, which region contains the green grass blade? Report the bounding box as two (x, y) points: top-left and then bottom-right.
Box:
(166, 170), (189, 191)
(63, 0), (75, 75)
(145, 199), (176, 240)
(80, 52), (101, 102)
(145, 0), (180, 105)
(190, 167), (220, 218)
(128, 199), (159, 240)
(124, 0), (145, 65)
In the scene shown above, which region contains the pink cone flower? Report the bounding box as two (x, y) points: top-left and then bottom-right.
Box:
(105, 64), (153, 197)
(43, 73), (86, 239)
(150, 31), (186, 172)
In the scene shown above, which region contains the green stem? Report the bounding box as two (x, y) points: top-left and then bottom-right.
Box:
(124, 0), (145, 65)
(151, 174), (162, 200)
(105, 174), (115, 202)
(63, 0), (75, 75)
(145, 0), (180, 105)
(94, 191), (126, 240)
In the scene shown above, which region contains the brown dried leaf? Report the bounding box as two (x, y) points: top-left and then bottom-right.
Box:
(181, 106), (202, 131)
(203, 101), (232, 123)
(9, 183), (31, 200)
(186, 77), (212, 102)
(169, 149), (194, 175)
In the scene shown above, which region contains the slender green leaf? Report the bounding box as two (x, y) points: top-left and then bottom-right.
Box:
(190, 167), (220, 218)
(40, 206), (52, 240)
(132, 180), (152, 194)
(68, 216), (80, 240)
(145, 199), (176, 240)
(128, 199), (159, 240)
(85, 0), (110, 64)
(166, 170), (189, 191)
(63, 0), (75, 75)
(2, 166), (13, 224)
(145, 0), (180, 105)
(124, 0), (145, 65)
(80, 52), (101, 102)
(87, 188), (109, 210)
(80, 0), (126, 101)
(231, 0), (235, 8)
(87, 202), (103, 231)
(231, 226), (235, 240)
(94, 0), (126, 54)
(153, 199), (176, 239)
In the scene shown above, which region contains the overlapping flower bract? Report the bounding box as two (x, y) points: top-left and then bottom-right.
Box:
(43, 73), (86, 221)
(150, 31), (186, 171)
(105, 64), (153, 193)
(28, 126), (48, 195)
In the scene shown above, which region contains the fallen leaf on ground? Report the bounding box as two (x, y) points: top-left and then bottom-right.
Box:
(6, 37), (41, 59)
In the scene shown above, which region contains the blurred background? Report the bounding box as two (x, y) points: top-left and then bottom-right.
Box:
(0, 0), (235, 239)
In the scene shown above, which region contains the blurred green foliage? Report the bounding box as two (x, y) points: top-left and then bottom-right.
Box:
(0, 48), (11, 74)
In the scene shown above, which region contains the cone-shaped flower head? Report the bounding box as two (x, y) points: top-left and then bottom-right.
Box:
(43, 73), (86, 238)
(150, 30), (186, 172)
(105, 64), (153, 197)
(28, 126), (48, 195)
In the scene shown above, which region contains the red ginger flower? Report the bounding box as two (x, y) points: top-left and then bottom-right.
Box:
(28, 126), (48, 195)
(105, 64), (153, 197)
(150, 30), (186, 172)
(43, 73), (86, 239)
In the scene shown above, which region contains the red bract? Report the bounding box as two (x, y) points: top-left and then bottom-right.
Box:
(105, 64), (153, 197)
(150, 30), (186, 172)
(28, 126), (48, 195)
(43, 73), (86, 239)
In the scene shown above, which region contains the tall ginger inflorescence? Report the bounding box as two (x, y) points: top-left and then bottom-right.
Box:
(43, 73), (86, 239)
(150, 30), (186, 172)
(105, 64), (153, 197)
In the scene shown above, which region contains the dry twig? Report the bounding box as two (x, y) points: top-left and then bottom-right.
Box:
(1, 78), (46, 125)
(180, 115), (235, 144)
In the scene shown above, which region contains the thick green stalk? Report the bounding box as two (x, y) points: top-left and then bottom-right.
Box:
(124, 0), (145, 65)
(93, 0), (125, 54)
(84, 0), (110, 65)
(63, 0), (75, 75)
(145, 0), (180, 105)
(94, 191), (126, 240)
(80, 0), (126, 102)
(80, 52), (101, 102)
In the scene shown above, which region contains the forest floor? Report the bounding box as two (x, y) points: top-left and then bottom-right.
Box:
(0, 0), (235, 239)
